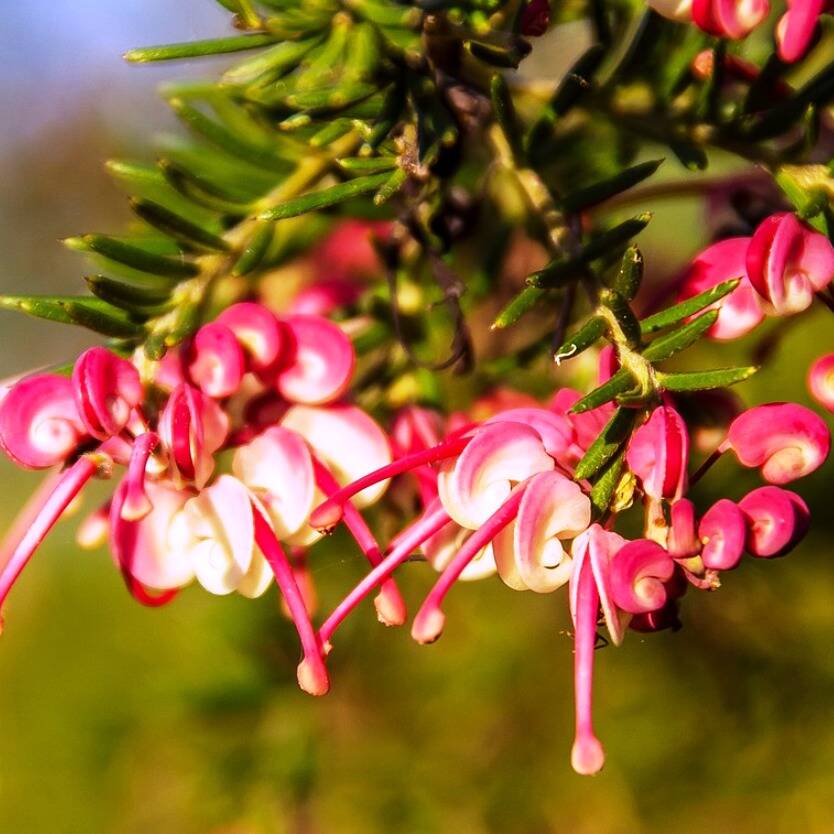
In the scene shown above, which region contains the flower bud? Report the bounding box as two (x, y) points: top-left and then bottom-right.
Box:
(776, 0), (825, 63)
(216, 302), (285, 379)
(609, 539), (675, 615)
(739, 485), (810, 558)
(746, 213), (834, 315)
(808, 353), (834, 413)
(275, 315), (356, 405)
(187, 322), (246, 399)
(692, 0), (769, 39)
(626, 406), (689, 502)
(667, 499), (699, 558)
(699, 498), (746, 570)
(725, 403), (830, 484)
(72, 347), (143, 441)
(158, 384), (229, 488)
(0, 374), (87, 468)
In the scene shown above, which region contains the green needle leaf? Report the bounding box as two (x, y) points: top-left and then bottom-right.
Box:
(553, 315), (606, 363)
(491, 287), (547, 330)
(658, 366), (759, 391)
(259, 171), (392, 220)
(569, 370), (633, 413)
(642, 309), (719, 362)
(0, 295), (144, 338)
(560, 160), (664, 213)
(590, 449), (626, 516)
(125, 34), (275, 63)
(129, 199), (230, 252)
(640, 278), (740, 333)
(64, 234), (198, 280)
(574, 408), (638, 481)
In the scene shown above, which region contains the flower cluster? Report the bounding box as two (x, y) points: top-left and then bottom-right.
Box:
(648, 0), (832, 63)
(678, 211), (834, 340)
(0, 294), (407, 696)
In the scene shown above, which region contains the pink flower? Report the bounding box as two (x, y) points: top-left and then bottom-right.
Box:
(692, 0), (769, 38)
(216, 302), (286, 380)
(776, 0), (828, 63)
(677, 238), (765, 340)
(626, 405), (689, 502)
(187, 322), (246, 399)
(0, 373), (87, 468)
(310, 220), (390, 283)
(808, 353), (834, 412)
(739, 486), (810, 557)
(699, 498), (747, 570)
(157, 384), (229, 488)
(72, 347), (143, 440)
(746, 213), (834, 315)
(724, 403), (830, 483)
(569, 528), (674, 774)
(274, 315), (356, 405)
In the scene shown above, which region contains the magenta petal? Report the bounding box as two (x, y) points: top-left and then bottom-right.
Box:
(739, 485), (809, 558)
(187, 322), (246, 399)
(808, 353), (834, 413)
(626, 406), (689, 501)
(275, 315), (356, 405)
(667, 499), (699, 558)
(0, 374), (87, 469)
(216, 302), (285, 378)
(609, 539), (675, 615)
(776, 0), (824, 62)
(699, 498), (746, 570)
(72, 347), (143, 440)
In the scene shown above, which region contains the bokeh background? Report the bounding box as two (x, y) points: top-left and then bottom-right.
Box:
(2, 4), (834, 833)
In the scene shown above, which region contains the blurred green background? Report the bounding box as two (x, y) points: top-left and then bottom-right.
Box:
(2, 4), (834, 833)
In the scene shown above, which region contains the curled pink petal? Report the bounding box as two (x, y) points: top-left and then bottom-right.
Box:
(72, 347), (143, 440)
(158, 383), (229, 488)
(187, 322), (246, 399)
(776, 0), (825, 62)
(437, 421), (554, 530)
(275, 315), (355, 406)
(626, 406), (689, 502)
(234, 426), (316, 539)
(739, 485), (810, 558)
(77, 501), (111, 550)
(609, 539), (675, 615)
(699, 498), (746, 570)
(677, 238), (765, 340)
(747, 213), (834, 315)
(808, 353), (834, 413)
(110, 479), (195, 591)
(0, 374), (87, 469)
(216, 302), (285, 379)
(693, 0), (769, 38)
(282, 404), (392, 509)
(492, 470), (590, 593)
(288, 279), (363, 317)
(726, 402), (830, 484)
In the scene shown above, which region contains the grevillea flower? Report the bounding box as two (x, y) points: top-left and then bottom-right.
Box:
(274, 315), (356, 405)
(216, 302), (285, 380)
(626, 405), (689, 503)
(808, 353), (834, 412)
(520, 0), (551, 35)
(738, 486), (810, 557)
(776, 0), (830, 63)
(187, 322), (246, 399)
(0, 373), (88, 468)
(723, 403), (830, 483)
(569, 528), (674, 774)
(157, 383), (229, 489)
(746, 213), (834, 315)
(310, 219), (390, 284)
(677, 238), (765, 340)
(72, 347), (143, 440)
